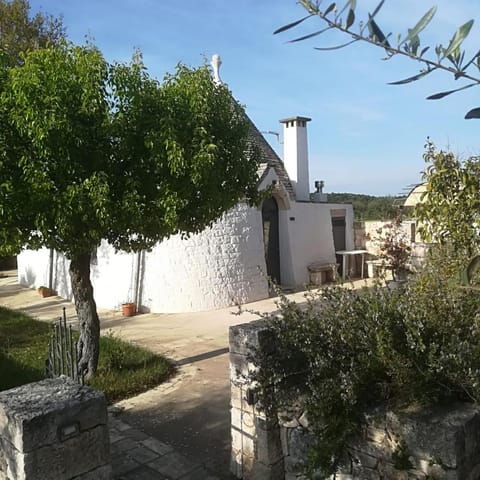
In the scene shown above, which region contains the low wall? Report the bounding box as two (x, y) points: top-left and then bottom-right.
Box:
(230, 321), (480, 479)
(0, 378), (111, 480)
(354, 220), (432, 272)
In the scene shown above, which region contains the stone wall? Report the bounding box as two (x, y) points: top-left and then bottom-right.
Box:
(0, 378), (111, 480)
(17, 202), (269, 313)
(354, 220), (431, 273)
(230, 321), (284, 479)
(230, 321), (480, 480)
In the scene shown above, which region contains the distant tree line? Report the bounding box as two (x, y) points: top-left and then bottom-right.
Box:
(328, 193), (404, 220)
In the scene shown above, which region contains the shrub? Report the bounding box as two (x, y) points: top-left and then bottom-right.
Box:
(250, 276), (480, 477)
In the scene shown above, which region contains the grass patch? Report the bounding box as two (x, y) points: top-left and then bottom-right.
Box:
(0, 306), (175, 403)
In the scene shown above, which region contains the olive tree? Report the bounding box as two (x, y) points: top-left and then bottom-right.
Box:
(0, 42), (259, 378)
(277, 1), (480, 118)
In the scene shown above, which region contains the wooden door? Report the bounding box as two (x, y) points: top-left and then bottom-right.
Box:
(262, 197), (281, 285)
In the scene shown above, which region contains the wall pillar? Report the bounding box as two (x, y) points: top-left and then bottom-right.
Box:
(0, 378), (111, 480)
(229, 321), (284, 479)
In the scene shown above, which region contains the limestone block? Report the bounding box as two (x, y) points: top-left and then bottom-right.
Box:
(0, 378), (107, 452)
(231, 426), (254, 461)
(229, 321), (272, 356)
(231, 407), (256, 437)
(230, 383), (256, 414)
(229, 352), (254, 380)
(0, 378), (111, 480)
(243, 458), (284, 480)
(254, 417), (283, 466)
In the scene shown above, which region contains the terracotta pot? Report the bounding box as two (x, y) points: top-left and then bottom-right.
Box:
(121, 302), (136, 316)
(38, 286), (54, 298)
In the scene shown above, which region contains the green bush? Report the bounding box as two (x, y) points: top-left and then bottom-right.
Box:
(251, 275), (480, 477)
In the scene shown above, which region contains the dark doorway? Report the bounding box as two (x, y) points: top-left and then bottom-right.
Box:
(332, 216), (346, 274)
(262, 197), (281, 285)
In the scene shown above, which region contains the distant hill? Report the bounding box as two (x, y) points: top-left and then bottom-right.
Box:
(328, 193), (405, 221)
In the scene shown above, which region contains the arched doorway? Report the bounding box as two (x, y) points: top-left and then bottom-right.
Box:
(262, 197), (281, 285)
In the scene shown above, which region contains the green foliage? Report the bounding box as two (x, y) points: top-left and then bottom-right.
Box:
(276, 1), (480, 118)
(415, 142), (480, 258)
(0, 307), (174, 402)
(251, 273), (480, 477)
(0, 42), (259, 258)
(0, 0), (65, 66)
(328, 192), (401, 220)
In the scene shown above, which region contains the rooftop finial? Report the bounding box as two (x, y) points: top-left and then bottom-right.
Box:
(211, 54), (222, 85)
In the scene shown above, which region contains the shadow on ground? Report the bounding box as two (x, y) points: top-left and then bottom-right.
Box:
(118, 353), (235, 479)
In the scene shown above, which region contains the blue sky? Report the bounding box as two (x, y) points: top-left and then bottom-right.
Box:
(30, 0), (480, 195)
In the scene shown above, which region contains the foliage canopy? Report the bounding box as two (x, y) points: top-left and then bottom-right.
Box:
(415, 142), (480, 259)
(0, 41), (260, 377)
(0, 0), (65, 66)
(252, 276), (480, 477)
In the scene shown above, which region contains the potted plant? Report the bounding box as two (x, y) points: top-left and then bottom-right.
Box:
(37, 286), (55, 298)
(121, 302), (137, 316)
(369, 211), (412, 286)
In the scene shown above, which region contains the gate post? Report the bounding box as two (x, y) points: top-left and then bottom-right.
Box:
(229, 321), (284, 479)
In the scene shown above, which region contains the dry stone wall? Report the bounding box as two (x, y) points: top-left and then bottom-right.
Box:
(230, 321), (480, 480)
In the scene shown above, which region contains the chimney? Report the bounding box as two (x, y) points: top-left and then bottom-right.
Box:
(279, 116), (311, 201)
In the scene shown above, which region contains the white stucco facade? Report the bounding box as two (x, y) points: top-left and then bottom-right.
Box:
(17, 195), (354, 312)
(18, 202), (270, 313)
(17, 110), (356, 313)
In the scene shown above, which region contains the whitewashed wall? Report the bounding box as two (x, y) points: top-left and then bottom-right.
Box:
(17, 198), (354, 312)
(279, 202), (354, 286)
(18, 202), (269, 313)
(140, 202), (268, 312)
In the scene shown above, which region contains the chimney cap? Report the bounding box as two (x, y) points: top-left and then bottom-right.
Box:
(279, 116), (311, 124)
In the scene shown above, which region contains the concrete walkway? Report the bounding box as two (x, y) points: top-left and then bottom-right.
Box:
(0, 270), (373, 478)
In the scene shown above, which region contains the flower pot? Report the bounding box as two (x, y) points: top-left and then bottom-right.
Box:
(38, 286), (54, 298)
(121, 302), (136, 316)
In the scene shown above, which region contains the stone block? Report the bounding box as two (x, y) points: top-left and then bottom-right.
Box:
(0, 378), (111, 480)
(254, 417), (283, 466)
(231, 425), (254, 460)
(231, 407), (256, 437)
(243, 458), (284, 480)
(287, 427), (314, 470)
(0, 378), (107, 452)
(229, 352), (254, 380)
(229, 321), (271, 356)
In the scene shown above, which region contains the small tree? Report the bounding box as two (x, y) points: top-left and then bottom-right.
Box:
(415, 141), (480, 259)
(0, 43), (260, 378)
(276, 1), (480, 118)
(0, 0), (65, 66)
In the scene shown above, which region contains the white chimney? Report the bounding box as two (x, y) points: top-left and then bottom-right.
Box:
(279, 116), (311, 201)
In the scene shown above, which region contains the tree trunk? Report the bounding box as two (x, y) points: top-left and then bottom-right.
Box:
(69, 252), (99, 379)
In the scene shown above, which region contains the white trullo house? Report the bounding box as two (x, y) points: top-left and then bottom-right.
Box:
(18, 59), (354, 313)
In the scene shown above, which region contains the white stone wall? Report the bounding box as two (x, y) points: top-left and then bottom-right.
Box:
(280, 202), (354, 286)
(17, 199), (355, 313)
(18, 202), (269, 313)
(141, 202), (268, 312)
